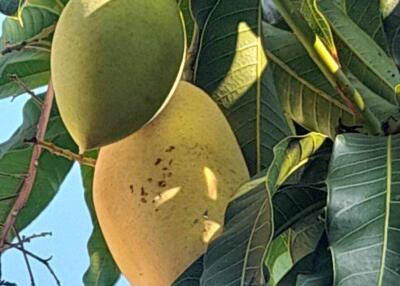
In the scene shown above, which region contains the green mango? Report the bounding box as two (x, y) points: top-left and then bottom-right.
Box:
(51, 0), (186, 152)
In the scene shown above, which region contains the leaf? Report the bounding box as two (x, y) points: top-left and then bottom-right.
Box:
(273, 184), (326, 239)
(1, 6), (57, 47)
(261, 0), (282, 24)
(267, 143), (330, 286)
(346, 71), (400, 124)
(289, 212), (325, 264)
(191, 0), (293, 175)
(196, 133), (325, 285)
(0, 6), (58, 99)
(190, 0), (218, 28)
(267, 186), (326, 286)
(173, 256), (204, 286)
(262, 23), (358, 138)
(327, 133), (400, 285)
(266, 233), (292, 286)
(342, 0), (389, 52)
(0, 94), (76, 239)
(24, 0), (66, 15)
(299, 0), (337, 57)
(179, 0), (194, 45)
(318, 0), (400, 106)
(81, 159), (121, 286)
(381, 0), (399, 18)
(277, 233), (333, 286)
(265, 133), (327, 192)
(200, 173), (273, 286)
(0, 0), (21, 16)
(383, 4), (400, 66)
(0, 50), (50, 99)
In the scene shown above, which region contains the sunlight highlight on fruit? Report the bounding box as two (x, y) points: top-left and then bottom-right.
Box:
(204, 167), (218, 201)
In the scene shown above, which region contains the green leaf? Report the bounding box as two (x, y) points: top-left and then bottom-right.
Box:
(191, 0), (293, 175)
(266, 233), (292, 286)
(342, 0), (389, 52)
(273, 184), (326, 239)
(265, 132), (327, 193)
(200, 172), (273, 286)
(174, 133), (326, 286)
(383, 4), (400, 66)
(0, 6), (57, 99)
(319, 0), (400, 106)
(190, 0), (217, 28)
(299, 0), (337, 57)
(277, 234), (333, 286)
(262, 23), (358, 138)
(267, 185), (326, 286)
(1, 6), (57, 47)
(346, 71), (400, 124)
(198, 133), (325, 285)
(179, 0), (194, 46)
(0, 94), (76, 238)
(173, 256), (203, 286)
(381, 0), (400, 18)
(267, 142), (330, 286)
(24, 0), (66, 15)
(0, 50), (50, 99)
(289, 212), (325, 264)
(81, 159), (121, 286)
(327, 133), (400, 285)
(0, 0), (21, 16)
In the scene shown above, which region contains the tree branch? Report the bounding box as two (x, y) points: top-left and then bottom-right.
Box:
(24, 138), (97, 167)
(8, 74), (43, 108)
(3, 232), (52, 251)
(5, 243), (60, 286)
(13, 227), (35, 286)
(0, 79), (55, 251)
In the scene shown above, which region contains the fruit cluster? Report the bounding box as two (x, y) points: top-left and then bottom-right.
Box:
(51, 1), (249, 285)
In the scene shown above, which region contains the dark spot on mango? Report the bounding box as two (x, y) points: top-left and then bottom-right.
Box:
(203, 209), (209, 219)
(158, 180), (167, 187)
(129, 185), (134, 193)
(141, 198), (147, 203)
(147, 178), (153, 183)
(193, 218), (199, 225)
(168, 159), (173, 166)
(155, 158), (162, 165)
(141, 187), (148, 196)
(163, 167), (168, 171)
(165, 146), (175, 152)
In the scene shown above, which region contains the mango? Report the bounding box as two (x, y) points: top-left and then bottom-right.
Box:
(51, 0), (186, 151)
(93, 82), (250, 286)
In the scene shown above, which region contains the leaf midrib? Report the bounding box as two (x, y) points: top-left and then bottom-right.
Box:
(378, 135), (392, 285)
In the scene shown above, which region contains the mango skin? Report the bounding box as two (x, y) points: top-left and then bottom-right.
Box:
(93, 82), (250, 286)
(51, 0), (186, 151)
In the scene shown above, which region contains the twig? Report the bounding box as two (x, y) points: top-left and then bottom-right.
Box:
(0, 194), (19, 203)
(0, 79), (55, 251)
(24, 138), (97, 167)
(8, 74), (43, 107)
(4, 243), (60, 286)
(182, 23), (200, 82)
(1, 24), (55, 56)
(12, 227), (35, 286)
(3, 232), (52, 250)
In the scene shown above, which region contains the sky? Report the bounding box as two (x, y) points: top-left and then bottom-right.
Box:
(0, 14), (129, 286)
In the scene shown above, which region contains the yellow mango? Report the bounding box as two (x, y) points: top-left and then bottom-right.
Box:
(93, 82), (249, 286)
(51, 0), (186, 151)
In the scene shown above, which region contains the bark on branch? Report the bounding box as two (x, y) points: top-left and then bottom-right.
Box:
(0, 79), (55, 251)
